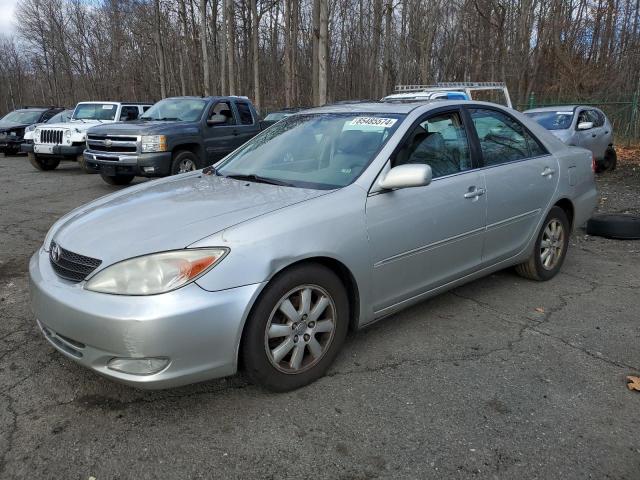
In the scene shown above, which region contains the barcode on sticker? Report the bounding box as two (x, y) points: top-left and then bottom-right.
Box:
(350, 117), (397, 127)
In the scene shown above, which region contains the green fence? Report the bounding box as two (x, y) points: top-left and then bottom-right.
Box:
(517, 92), (640, 145)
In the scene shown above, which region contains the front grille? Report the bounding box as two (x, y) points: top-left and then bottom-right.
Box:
(40, 129), (64, 144)
(49, 241), (102, 282)
(38, 321), (85, 358)
(87, 134), (138, 154)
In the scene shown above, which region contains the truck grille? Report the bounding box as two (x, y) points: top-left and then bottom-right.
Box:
(87, 134), (138, 154)
(49, 241), (102, 283)
(39, 129), (64, 144)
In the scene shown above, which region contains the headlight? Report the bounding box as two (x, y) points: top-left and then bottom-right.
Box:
(9, 131), (17, 137)
(26, 124), (36, 133)
(85, 248), (228, 295)
(141, 135), (167, 153)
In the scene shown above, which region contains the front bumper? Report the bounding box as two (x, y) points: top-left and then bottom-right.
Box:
(84, 150), (173, 177)
(31, 144), (85, 158)
(29, 248), (264, 389)
(0, 137), (24, 152)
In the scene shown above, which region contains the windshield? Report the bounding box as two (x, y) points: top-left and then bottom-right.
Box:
(217, 113), (404, 189)
(525, 111), (574, 130)
(1, 110), (43, 124)
(264, 112), (292, 121)
(48, 110), (73, 124)
(141, 98), (207, 121)
(73, 103), (118, 121)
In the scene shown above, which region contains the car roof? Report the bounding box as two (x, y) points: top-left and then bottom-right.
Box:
(297, 99), (511, 115)
(523, 106), (581, 113)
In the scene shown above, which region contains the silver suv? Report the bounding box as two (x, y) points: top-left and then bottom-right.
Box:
(524, 106), (616, 171)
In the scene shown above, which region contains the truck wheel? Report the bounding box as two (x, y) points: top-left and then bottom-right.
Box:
(100, 174), (134, 186)
(602, 147), (617, 171)
(29, 153), (60, 171)
(77, 155), (97, 174)
(171, 150), (201, 175)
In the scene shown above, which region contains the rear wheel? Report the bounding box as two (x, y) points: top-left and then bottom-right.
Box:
(241, 264), (349, 391)
(602, 147), (617, 171)
(28, 153), (60, 171)
(170, 150), (200, 175)
(515, 206), (570, 281)
(100, 174), (134, 186)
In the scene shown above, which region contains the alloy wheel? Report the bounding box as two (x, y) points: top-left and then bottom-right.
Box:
(264, 285), (337, 374)
(540, 218), (565, 270)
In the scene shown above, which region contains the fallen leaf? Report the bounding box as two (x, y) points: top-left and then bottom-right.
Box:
(626, 376), (640, 391)
(535, 307), (545, 313)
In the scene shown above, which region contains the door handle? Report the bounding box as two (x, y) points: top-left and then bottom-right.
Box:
(591, 133), (597, 138)
(541, 167), (556, 177)
(464, 187), (486, 199)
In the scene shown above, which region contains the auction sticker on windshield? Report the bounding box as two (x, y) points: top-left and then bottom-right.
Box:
(350, 117), (398, 127)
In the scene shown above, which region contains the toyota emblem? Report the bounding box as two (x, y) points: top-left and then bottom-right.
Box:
(51, 243), (61, 262)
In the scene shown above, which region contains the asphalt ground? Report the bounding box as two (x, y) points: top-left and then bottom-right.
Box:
(1, 151), (639, 479)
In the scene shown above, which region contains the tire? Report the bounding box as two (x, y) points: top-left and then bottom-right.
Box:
(515, 206), (570, 281)
(602, 147), (617, 171)
(170, 150), (201, 175)
(28, 153), (60, 171)
(241, 263), (349, 392)
(586, 214), (640, 240)
(100, 174), (134, 186)
(77, 154), (97, 174)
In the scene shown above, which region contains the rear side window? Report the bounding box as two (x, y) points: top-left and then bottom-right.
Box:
(591, 110), (605, 127)
(236, 102), (254, 125)
(469, 109), (530, 166)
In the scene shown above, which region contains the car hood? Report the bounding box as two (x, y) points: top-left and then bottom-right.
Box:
(88, 121), (195, 136)
(51, 173), (329, 268)
(0, 121), (29, 131)
(548, 129), (573, 143)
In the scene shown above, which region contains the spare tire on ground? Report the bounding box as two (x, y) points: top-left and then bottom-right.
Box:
(586, 214), (640, 240)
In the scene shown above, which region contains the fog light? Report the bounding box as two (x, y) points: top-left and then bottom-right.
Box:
(143, 166), (155, 173)
(107, 357), (169, 375)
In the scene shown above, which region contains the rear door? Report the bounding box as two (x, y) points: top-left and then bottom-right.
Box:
(232, 100), (261, 148)
(466, 107), (559, 265)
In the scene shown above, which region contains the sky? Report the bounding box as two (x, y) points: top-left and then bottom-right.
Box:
(0, 0), (18, 36)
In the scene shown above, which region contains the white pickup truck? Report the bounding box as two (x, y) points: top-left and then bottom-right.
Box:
(25, 101), (152, 171)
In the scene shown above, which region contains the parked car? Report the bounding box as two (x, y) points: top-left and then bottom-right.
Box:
(383, 81), (513, 108)
(260, 108), (304, 128)
(0, 106), (64, 155)
(30, 100), (597, 391)
(84, 96), (262, 186)
(26, 101), (152, 172)
(22, 109), (74, 146)
(523, 106), (616, 171)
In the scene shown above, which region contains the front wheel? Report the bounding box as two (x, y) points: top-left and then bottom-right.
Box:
(241, 264), (349, 391)
(100, 174), (134, 186)
(171, 150), (201, 175)
(515, 206), (570, 281)
(28, 153), (60, 171)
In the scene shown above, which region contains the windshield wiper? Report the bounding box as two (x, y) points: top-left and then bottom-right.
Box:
(223, 173), (294, 187)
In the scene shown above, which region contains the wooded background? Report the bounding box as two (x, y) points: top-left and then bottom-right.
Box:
(0, 0), (639, 124)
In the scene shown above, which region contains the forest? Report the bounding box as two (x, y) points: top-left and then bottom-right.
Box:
(0, 0), (639, 117)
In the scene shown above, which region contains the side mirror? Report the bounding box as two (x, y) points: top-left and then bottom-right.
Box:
(577, 121), (593, 131)
(207, 114), (227, 126)
(378, 164), (432, 190)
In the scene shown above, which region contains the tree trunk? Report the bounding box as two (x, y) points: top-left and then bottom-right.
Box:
(154, 0), (167, 98)
(226, 0), (236, 95)
(318, 0), (328, 105)
(199, 0), (210, 95)
(251, 0), (260, 111)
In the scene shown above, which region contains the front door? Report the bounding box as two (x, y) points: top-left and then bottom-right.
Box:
(204, 101), (240, 163)
(466, 107), (559, 264)
(366, 109), (487, 313)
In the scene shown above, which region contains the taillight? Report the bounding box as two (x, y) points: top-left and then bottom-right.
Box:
(591, 154), (596, 173)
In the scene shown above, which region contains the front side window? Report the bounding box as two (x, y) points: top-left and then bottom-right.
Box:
(470, 109), (529, 166)
(210, 102), (236, 125)
(217, 113), (404, 189)
(236, 102), (254, 125)
(393, 111), (472, 178)
(120, 106), (140, 121)
(141, 98), (207, 122)
(73, 103), (119, 121)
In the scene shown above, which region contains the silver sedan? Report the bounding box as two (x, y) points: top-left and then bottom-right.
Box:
(30, 101), (597, 391)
